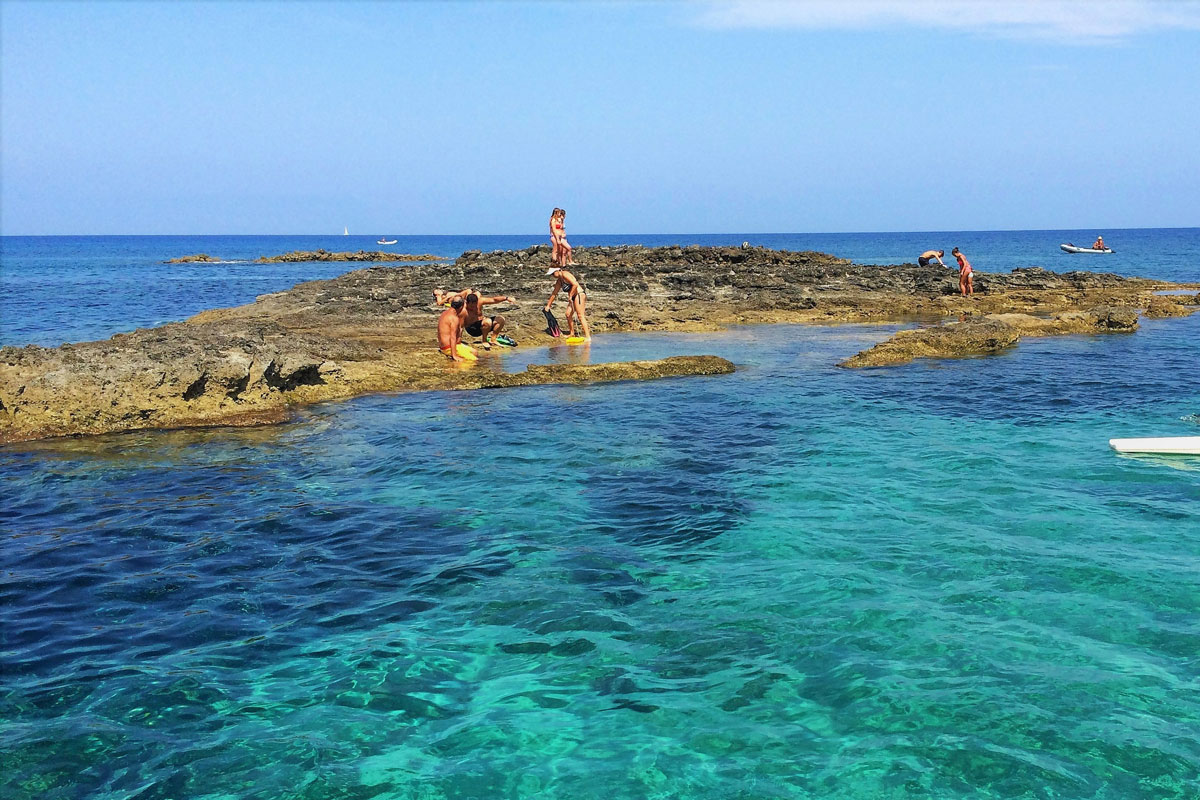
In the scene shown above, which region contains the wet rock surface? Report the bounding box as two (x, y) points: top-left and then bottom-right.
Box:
(839, 319), (1022, 368)
(839, 306), (1143, 368)
(253, 250), (446, 263)
(2, 245), (1194, 442)
(1142, 296), (1192, 318)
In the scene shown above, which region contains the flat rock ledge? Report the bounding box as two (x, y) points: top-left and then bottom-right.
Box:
(164, 250), (447, 264)
(0, 339), (732, 444)
(253, 250), (447, 264)
(2, 244), (1194, 442)
(839, 306), (1142, 368)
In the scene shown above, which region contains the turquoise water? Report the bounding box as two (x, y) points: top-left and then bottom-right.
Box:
(2, 232), (1200, 797)
(4, 310), (1200, 798)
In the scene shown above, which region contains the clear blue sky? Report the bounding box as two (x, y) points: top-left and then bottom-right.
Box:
(2, 1), (1198, 234)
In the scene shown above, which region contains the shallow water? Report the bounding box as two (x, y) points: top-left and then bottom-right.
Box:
(3, 312), (1199, 799)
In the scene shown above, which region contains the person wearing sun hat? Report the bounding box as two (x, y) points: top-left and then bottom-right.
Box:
(544, 265), (590, 341)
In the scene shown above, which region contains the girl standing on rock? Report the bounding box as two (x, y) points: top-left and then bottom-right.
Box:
(549, 208), (563, 266)
(550, 208), (574, 267)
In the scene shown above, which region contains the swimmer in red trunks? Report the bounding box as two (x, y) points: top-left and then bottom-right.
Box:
(952, 247), (973, 297)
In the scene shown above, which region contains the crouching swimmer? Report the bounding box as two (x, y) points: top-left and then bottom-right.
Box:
(435, 288), (516, 349)
(437, 296), (473, 361)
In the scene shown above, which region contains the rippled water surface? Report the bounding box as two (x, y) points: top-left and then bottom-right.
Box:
(4, 310), (1199, 798)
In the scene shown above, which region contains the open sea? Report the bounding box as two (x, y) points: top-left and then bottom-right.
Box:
(2, 229), (1199, 799)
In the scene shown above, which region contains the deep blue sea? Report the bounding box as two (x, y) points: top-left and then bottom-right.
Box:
(2, 230), (1199, 799)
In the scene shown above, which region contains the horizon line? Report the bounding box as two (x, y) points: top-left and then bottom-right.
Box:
(2, 225), (1197, 238)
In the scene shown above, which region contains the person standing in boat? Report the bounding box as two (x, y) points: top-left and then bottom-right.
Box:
(1092, 235), (1106, 250)
(918, 249), (945, 267)
(952, 247), (973, 298)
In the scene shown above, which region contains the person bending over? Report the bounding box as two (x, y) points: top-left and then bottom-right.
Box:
(462, 291), (516, 349)
(437, 296), (470, 361)
(545, 266), (590, 340)
(918, 249), (945, 267)
(952, 247), (973, 297)
(435, 288), (515, 348)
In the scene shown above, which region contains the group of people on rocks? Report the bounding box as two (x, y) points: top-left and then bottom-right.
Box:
(435, 208), (591, 361)
(918, 248), (974, 297)
(438, 213), (1057, 359)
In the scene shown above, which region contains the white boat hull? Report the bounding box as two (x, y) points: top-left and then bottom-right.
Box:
(1061, 244), (1113, 254)
(1109, 437), (1200, 455)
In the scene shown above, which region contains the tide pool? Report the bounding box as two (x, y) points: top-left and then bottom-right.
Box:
(3, 315), (1199, 799)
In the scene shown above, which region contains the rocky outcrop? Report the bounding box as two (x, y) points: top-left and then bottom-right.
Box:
(1142, 296), (1192, 318)
(0, 320), (372, 442)
(840, 306), (1141, 368)
(253, 250), (446, 263)
(0, 342), (734, 443)
(839, 319), (1022, 368)
(430, 356), (735, 391)
(165, 254), (220, 263)
(1, 245), (1194, 442)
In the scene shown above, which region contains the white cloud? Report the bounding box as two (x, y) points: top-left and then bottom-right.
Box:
(694, 0), (1200, 42)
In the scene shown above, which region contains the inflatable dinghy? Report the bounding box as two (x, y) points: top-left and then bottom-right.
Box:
(1061, 243), (1114, 254)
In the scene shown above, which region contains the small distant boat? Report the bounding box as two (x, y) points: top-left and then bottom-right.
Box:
(1110, 437), (1200, 455)
(1061, 243), (1114, 254)
(377, 238), (398, 245)
(343, 226), (349, 236)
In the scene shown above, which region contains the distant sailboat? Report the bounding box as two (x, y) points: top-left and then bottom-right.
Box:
(343, 226), (349, 236)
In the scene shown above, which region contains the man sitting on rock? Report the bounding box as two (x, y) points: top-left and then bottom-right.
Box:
(435, 288), (516, 349)
(437, 296), (471, 361)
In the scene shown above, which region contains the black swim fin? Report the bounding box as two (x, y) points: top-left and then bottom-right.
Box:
(543, 309), (561, 337)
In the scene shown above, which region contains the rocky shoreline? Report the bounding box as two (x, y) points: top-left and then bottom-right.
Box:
(2, 244), (1195, 443)
(165, 250), (447, 264)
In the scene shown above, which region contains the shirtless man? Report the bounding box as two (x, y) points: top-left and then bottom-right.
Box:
(435, 288), (515, 349)
(1092, 235), (1106, 250)
(545, 266), (590, 340)
(951, 247), (973, 298)
(918, 249), (945, 267)
(437, 296), (471, 361)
